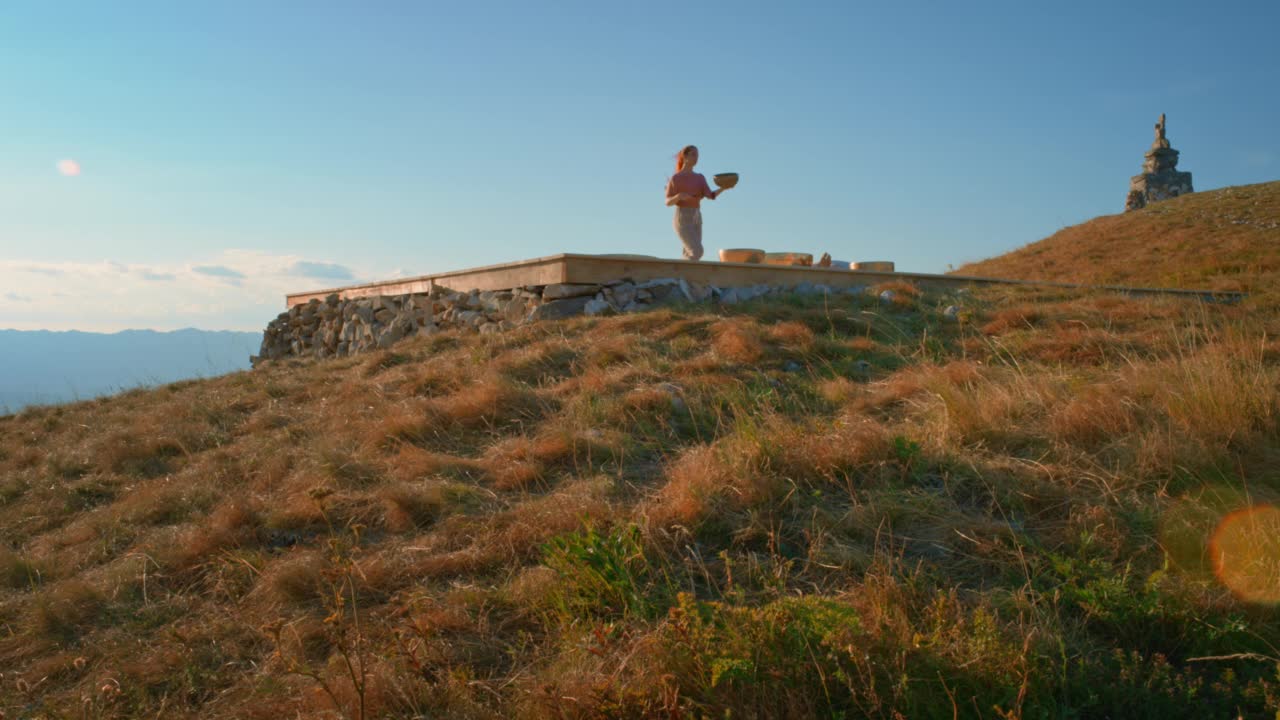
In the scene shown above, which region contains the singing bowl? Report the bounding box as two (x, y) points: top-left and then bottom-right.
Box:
(713, 173), (739, 189)
(719, 248), (765, 263)
(851, 261), (895, 272)
(763, 252), (813, 267)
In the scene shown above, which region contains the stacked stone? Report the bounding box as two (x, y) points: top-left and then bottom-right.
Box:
(253, 278), (886, 366)
(254, 287), (539, 365)
(1125, 113), (1194, 212)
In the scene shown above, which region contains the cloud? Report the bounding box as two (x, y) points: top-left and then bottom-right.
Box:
(0, 251), (382, 332)
(191, 265), (247, 281)
(289, 261), (355, 282)
(19, 265), (64, 276)
(57, 159), (81, 177)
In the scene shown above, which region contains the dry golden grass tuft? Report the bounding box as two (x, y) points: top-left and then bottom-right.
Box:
(980, 305), (1044, 335)
(766, 320), (816, 351)
(710, 318), (765, 363)
(379, 482), (445, 532)
(160, 499), (262, 574)
(29, 578), (105, 639)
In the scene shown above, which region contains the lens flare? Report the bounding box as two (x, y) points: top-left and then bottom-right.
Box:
(57, 159), (81, 176)
(1209, 505), (1280, 604)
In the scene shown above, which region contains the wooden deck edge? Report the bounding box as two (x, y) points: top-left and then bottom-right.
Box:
(284, 253), (1246, 308)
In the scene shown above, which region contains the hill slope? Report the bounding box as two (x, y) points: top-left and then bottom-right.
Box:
(956, 180), (1280, 293)
(3, 280), (1279, 718)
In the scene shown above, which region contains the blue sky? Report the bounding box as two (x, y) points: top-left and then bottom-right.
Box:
(2, 1), (1277, 331)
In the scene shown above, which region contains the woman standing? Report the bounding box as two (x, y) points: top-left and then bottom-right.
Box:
(665, 145), (730, 261)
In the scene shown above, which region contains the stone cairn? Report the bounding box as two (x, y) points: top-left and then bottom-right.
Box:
(1125, 113), (1193, 212)
(252, 278), (887, 365)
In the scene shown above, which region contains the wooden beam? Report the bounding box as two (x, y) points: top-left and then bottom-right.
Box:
(285, 254), (569, 307)
(284, 253), (1245, 308)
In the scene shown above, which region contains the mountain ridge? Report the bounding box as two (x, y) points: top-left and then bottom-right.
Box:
(0, 328), (260, 413)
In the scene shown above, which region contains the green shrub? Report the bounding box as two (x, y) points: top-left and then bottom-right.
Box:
(542, 523), (672, 621)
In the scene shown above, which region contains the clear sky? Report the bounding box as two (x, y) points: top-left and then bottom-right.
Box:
(2, 1), (1277, 331)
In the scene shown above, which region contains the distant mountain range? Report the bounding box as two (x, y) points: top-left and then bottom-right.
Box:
(0, 328), (261, 414)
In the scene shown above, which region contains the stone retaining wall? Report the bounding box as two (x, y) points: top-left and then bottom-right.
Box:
(253, 278), (876, 365)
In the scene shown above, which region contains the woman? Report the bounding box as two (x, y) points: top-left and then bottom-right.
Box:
(665, 145), (730, 261)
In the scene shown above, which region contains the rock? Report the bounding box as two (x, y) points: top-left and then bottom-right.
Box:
(478, 322), (501, 335)
(676, 278), (694, 302)
(657, 382), (687, 413)
(784, 361), (803, 373)
(354, 303), (375, 325)
(501, 298), (530, 324)
(543, 283), (602, 301)
(635, 278), (679, 290)
(528, 295), (593, 321)
(374, 308), (394, 324)
(454, 310), (484, 326)
(584, 298), (613, 316)
(943, 305), (962, 320)
(686, 282), (715, 303)
(609, 282), (637, 307)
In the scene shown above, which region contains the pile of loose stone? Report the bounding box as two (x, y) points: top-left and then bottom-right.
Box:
(252, 277), (910, 365)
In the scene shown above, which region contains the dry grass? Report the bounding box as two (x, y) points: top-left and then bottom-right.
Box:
(3, 249), (1280, 717)
(956, 180), (1280, 296)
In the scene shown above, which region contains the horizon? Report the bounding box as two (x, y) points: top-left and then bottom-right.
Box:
(3, 1), (1278, 332)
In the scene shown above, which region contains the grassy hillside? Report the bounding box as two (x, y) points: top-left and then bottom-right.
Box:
(3, 279), (1280, 718)
(956, 181), (1280, 296)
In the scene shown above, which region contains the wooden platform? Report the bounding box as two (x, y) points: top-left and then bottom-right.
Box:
(285, 253), (1243, 308)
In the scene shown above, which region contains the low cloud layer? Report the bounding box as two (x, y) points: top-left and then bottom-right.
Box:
(192, 265), (248, 282)
(290, 261), (356, 282)
(0, 251), (379, 332)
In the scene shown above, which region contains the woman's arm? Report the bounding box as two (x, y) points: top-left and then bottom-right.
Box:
(701, 176), (724, 200)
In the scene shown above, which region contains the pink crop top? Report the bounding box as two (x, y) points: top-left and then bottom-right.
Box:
(666, 172), (716, 208)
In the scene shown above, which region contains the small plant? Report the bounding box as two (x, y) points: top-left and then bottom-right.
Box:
(265, 487), (371, 720)
(891, 435), (922, 475)
(542, 522), (672, 621)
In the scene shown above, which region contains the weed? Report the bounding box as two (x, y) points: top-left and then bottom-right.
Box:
(542, 523), (672, 621)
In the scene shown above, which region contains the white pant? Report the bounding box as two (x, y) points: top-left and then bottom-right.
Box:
(673, 207), (703, 261)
